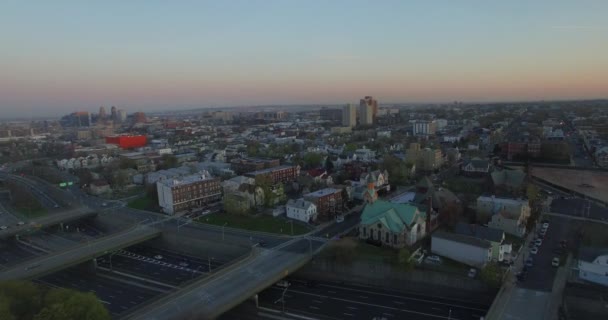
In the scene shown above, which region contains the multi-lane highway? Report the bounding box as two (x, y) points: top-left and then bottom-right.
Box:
(222, 278), (490, 320)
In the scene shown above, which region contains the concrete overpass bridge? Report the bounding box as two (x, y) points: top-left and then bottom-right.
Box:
(0, 225), (161, 280)
(129, 237), (326, 320)
(0, 207), (97, 240)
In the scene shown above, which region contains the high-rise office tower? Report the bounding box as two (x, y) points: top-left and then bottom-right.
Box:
(117, 109), (127, 122)
(359, 96), (377, 125)
(98, 106), (107, 120)
(342, 104), (356, 127)
(111, 106), (117, 121)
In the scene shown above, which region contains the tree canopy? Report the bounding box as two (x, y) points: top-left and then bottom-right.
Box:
(0, 281), (110, 320)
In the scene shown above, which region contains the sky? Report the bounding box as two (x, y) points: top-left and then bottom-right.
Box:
(1, 1), (607, 117)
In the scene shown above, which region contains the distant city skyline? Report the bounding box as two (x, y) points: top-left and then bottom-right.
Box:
(1, 1), (607, 117)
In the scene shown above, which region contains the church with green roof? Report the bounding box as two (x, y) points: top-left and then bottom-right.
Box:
(358, 199), (427, 248)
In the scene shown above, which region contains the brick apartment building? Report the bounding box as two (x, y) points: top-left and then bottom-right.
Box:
(304, 188), (343, 221)
(501, 138), (541, 160)
(244, 165), (300, 184)
(230, 158), (280, 175)
(157, 171), (221, 214)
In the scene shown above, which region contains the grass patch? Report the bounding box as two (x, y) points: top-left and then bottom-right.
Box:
(197, 212), (311, 235)
(127, 197), (154, 210)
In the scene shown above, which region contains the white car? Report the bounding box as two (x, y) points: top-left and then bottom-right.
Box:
(17, 221), (25, 226)
(468, 268), (478, 278)
(336, 215), (344, 223)
(535, 239), (543, 247)
(542, 222), (549, 230)
(154, 255), (163, 260)
(551, 257), (560, 267)
(0, 225), (7, 230)
(425, 255), (443, 265)
(530, 246), (539, 254)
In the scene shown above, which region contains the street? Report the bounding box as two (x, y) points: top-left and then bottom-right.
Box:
(222, 278), (490, 320)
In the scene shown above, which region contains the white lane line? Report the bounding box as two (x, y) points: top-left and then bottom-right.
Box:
(359, 295), (368, 299)
(383, 313), (394, 317)
(394, 301), (404, 305)
(99, 300), (111, 305)
(432, 307), (441, 311)
(313, 300), (323, 304)
(346, 306), (358, 310)
(309, 306), (320, 310)
(328, 290), (337, 294)
(319, 283), (487, 311)
(343, 313), (354, 316)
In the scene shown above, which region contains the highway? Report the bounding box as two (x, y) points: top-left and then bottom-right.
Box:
(0, 225), (161, 280)
(129, 238), (325, 320)
(0, 206), (97, 239)
(222, 279), (490, 320)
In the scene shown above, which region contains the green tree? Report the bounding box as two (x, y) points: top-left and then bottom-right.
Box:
(0, 294), (15, 320)
(118, 158), (136, 170)
(398, 248), (414, 271)
(380, 155), (409, 186)
(35, 288), (110, 320)
(324, 157), (334, 172)
(344, 143), (357, 153)
(302, 153), (323, 169)
(0, 280), (42, 320)
(255, 175), (276, 207)
(480, 262), (504, 288)
(526, 184), (540, 204)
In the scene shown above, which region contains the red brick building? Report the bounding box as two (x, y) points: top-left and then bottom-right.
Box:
(230, 158), (280, 175)
(304, 188), (343, 221)
(105, 135), (147, 149)
(244, 165), (300, 184)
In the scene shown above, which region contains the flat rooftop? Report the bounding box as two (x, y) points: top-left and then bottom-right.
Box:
(245, 165), (295, 175)
(305, 188), (341, 198)
(531, 167), (608, 203)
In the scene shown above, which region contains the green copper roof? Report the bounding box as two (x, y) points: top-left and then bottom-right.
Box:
(360, 200), (424, 233)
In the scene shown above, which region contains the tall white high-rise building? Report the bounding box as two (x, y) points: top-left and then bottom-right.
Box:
(359, 96), (377, 125)
(342, 104), (356, 127)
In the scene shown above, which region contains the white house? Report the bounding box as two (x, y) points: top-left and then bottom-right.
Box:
(286, 199), (317, 223)
(578, 247), (608, 287)
(431, 231), (493, 268)
(478, 196), (530, 237)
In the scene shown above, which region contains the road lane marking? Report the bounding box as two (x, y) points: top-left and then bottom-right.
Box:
(383, 313), (394, 317)
(309, 306), (320, 310)
(394, 301), (404, 304)
(359, 295), (368, 299)
(328, 290), (336, 294)
(312, 300), (323, 304)
(346, 306), (357, 310)
(343, 313), (354, 316)
(99, 300), (111, 305)
(318, 284), (487, 311)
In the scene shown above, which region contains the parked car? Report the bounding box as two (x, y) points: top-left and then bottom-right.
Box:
(154, 255), (163, 260)
(525, 258), (534, 267)
(535, 239), (543, 247)
(551, 257), (560, 267)
(530, 246), (539, 254)
(276, 280), (290, 288)
(335, 215), (344, 223)
(0, 225), (7, 230)
(101, 202), (108, 207)
(17, 221), (25, 226)
(467, 268), (478, 278)
(425, 255), (443, 265)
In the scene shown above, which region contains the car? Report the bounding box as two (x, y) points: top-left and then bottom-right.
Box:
(101, 202), (107, 207)
(530, 246), (539, 254)
(552, 257), (560, 267)
(154, 255), (163, 260)
(179, 262), (189, 267)
(17, 221), (25, 226)
(525, 258), (534, 267)
(467, 268), (478, 278)
(425, 255), (443, 265)
(336, 215), (344, 223)
(276, 280), (290, 288)
(0, 225), (7, 230)
(535, 239), (543, 246)
(542, 222), (549, 230)
(53, 204), (59, 208)
(539, 229), (547, 237)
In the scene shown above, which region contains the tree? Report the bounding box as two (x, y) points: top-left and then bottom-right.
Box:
(398, 248), (415, 271)
(302, 153), (323, 169)
(380, 155), (410, 186)
(224, 194), (249, 215)
(480, 262), (504, 288)
(159, 154), (178, 170)
(439, 201), (463, 229)
(255, 175), (276, 207)
(526, 184), (540, 204)
(344, 143), (357, 153)
(324, 157), (334, 172)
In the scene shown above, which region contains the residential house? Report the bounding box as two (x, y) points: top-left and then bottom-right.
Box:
(286, 199), (317, 223)
(405, 143), (443, 172)
(577, 247), (608, 287)
(431, 231), (493, 268)
(491, 168), (526, 194)
(303, 188), (343, 221)
(453, 223), (512, 261)
(358, 199), (427, 248)
(477, 196), (530, 237)
(461, 158), (491, 177)
(89, 180), (111, 196)
(352, 170), (390, 200)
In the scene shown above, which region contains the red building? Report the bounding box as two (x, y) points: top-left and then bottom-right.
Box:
(105, 135), (147, 149)
(244, 165), (300, 184)
(304, 188), (343, 221)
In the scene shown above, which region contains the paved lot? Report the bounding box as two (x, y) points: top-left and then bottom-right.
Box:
(550, 198), (608, 221)
(223, 278), (490, 320)
(530, 167), (608, 203)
